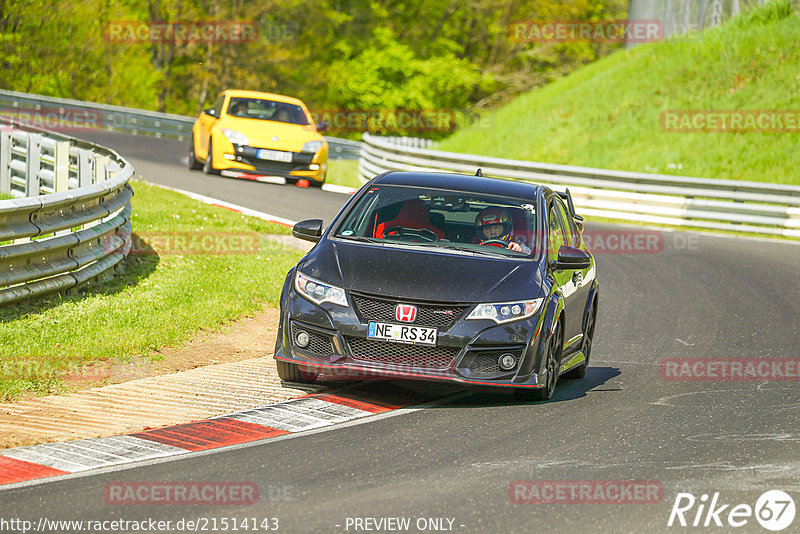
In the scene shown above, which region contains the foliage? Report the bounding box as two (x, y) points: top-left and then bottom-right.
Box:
(437, 2), (800, 184)
(0, 0), (627, 137)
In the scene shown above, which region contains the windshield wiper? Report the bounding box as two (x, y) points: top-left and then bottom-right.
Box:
(337, 236), (383, 243)
(401, 242), (509, 257)
(336, 237), (511, 257)
(466, 247), (512, 258)
(414, 243), (478, 256)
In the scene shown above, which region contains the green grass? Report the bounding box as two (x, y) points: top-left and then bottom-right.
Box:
(0, 193), (13, 200)
(0, 180), (302, 401)
(437, 1), (800, 185)
(327, 159), (362, 188)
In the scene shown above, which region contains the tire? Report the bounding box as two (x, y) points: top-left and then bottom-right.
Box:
(276, 360), (319, 383)
(202, 139), (219, 175)
(565, 304), (595, 380)
(515, 319), (561, 402)
(187, 136), (203, 170)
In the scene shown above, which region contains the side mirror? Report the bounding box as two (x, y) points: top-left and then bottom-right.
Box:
(292, 219), (323, 243)
(551, 245), (591, 271)
(203, 108), (217, 117)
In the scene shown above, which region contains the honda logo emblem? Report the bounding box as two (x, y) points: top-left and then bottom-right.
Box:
(395, 304), (417, 323)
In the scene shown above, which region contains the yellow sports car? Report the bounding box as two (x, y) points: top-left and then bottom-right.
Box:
(188, 89), (328, 186)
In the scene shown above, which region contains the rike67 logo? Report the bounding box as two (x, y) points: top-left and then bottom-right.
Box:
(668, 490), (795, 531)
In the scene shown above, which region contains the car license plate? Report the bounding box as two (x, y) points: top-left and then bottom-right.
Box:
(367, 321), (437, 346)
(256, 149), (293, 162)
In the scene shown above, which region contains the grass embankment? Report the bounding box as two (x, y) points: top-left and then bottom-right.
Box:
(327, 159), (362, 188)
(437, 1), (800, 185)
(0, 181), (303, 401)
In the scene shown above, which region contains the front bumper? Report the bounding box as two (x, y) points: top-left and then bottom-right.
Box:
(275, 288), (549, 389)
(217, 141), (326, 182)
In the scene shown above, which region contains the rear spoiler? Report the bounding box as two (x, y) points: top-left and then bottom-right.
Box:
(557, 188), (583, 221)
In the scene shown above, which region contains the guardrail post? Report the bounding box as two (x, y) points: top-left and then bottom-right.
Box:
(0, 131), (10, 194)
(25, 132), (41, 196)
(78, 149), (93, 187)
(53, 141), (69, 193)
(93, 154), (109, 184)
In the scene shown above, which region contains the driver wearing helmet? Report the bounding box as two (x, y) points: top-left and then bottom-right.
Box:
(474, 207), (531, 254)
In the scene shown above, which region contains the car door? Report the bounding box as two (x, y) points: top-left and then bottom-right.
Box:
(547, 199), (579, 353)
(553, 197), (590, 355)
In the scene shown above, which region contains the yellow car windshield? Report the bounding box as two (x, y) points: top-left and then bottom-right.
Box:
(226, 98), (310, 126)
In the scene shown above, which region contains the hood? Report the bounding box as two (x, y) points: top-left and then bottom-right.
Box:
(300, 240), (545, 303)
(220, 117), (322, 151)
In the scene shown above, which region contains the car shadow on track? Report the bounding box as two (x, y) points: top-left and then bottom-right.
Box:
(423, 366), (623, 407)
(549, 365), (623, 402)
(307, 366), (622, 410)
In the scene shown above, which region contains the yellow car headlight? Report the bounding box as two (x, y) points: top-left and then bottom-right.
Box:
(301, 140), (324, 154)
(221, 128), (249, 146)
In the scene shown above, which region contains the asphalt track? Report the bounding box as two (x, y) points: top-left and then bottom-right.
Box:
(2, 131), (799, 533)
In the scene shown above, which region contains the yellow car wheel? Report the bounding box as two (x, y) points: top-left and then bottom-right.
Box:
(202, 139), (220, 175)
(188, 136), (202, 170)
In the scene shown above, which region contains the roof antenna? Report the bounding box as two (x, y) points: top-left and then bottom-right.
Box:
(475, 168), (483, 177)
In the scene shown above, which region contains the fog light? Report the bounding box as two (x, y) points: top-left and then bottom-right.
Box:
(309, 164), (320, 171)
(296, 331), (310, 348)
(498, 353), (517, 371)
(223, 153), (235, 160)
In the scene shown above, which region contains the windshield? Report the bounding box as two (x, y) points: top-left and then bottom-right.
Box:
(226, 97), (310, 126)
(334, 184), (540, 258)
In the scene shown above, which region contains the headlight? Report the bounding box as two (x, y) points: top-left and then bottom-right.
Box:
(466, 299), (543, 324)
(221, 128), (249, 145)
(301, 140), (324, 153)
(295, 271), (347, 307)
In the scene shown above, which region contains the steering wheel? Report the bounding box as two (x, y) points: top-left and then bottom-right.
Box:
(383, 226), (439, 242)
(481, 239), (509, 248)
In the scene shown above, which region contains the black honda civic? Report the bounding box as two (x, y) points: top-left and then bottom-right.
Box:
(274, 171), (598, 400)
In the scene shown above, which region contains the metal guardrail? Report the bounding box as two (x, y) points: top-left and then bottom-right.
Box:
(0, 122), (134, 305)
(0, 88), (362, 160)
(627, 0), (795, 48)
(359, 133), (800, 238)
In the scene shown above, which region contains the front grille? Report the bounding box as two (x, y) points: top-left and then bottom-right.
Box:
(242, 160), (297, 173)
(291, 323), (334, 356)
(350, 293), (468, 331)
(346, 337), (458, 369)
